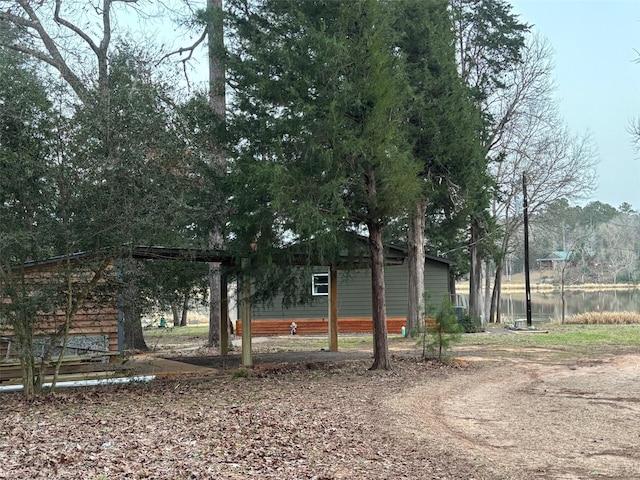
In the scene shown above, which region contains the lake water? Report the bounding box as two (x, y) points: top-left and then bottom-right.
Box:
(499, 289), (640, 323)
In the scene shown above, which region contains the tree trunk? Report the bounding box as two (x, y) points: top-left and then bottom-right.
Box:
(448, 269), (457, 305)
(171, 302), (180, 327)
(122, 276), (148, 351)
(208, 262), (221, 345)
(51, 270), (75, 391)
(207, 0), (226, 347)
(468, 219), (484, 324)
(181, 293), (189, 327)
(124, 309), (148, 351)
(368, 222), (391, 370)
(407, 201), (427, 336)
(561, 269), (566, 324)
(19, 335), (38, 397)
(483, 260), (491, 322)
(490, 264), (503, 323)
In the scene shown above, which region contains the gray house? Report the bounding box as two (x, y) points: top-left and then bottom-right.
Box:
(244, 245), (455, 334)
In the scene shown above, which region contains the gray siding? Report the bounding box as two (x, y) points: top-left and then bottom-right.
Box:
(253, 257), (451, 320)
(424, 260), (450, 307)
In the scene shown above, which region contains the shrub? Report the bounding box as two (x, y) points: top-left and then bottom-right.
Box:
(457, 312), (483, 333)
(416, 298), (463, 360)
(232, 368), (253, 379)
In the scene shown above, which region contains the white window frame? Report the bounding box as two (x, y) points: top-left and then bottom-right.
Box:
(312, 272), (329, 296)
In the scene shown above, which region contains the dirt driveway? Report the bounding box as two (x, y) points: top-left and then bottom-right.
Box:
(134, 329), (640, 478)
(386, 348), (640, 479)
(157, 330), (640, 479)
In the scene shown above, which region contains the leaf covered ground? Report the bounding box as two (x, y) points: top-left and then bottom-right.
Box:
(4, 329), (640, 479)
(1, 358), (491, 480)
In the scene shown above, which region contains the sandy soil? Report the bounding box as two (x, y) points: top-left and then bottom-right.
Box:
(386, 351), (640, 479)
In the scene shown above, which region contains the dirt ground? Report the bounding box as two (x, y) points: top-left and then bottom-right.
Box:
(389, 349), (640, 479)
(3, 331), (640, 479)
(147, 331), (640, 479)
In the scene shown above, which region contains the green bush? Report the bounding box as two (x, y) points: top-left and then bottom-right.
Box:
(457, 312), (483, 333)
(232, 368), (253, 379)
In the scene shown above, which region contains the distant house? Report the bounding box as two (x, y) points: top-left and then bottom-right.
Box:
(536, 251), (572, 270)
(242, 244), (455, 335)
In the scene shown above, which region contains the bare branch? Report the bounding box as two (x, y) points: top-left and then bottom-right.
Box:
(6, 0), (92, 104)
(157, 26), (207, 89)
(1, 0), (154, 105)
(2, 42), (59, 70)
(628, 118), (640, 153)
(53, 0), (99, 55)
(158, 28), (207, 65)
(0, 9), (35, 28)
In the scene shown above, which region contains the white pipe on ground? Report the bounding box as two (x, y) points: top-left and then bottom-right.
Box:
(0, 375), (156, 393)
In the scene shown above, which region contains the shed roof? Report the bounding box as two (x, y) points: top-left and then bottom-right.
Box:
(17, 240), (454, 271)
(536, 251), (571, 262)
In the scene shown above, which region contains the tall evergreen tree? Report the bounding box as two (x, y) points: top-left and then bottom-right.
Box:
(450, 0), (529, 322)
(66, 46), (204, 350)
(224, 0), (421, 369)
(0, 23), (58, 394)
(394, 0), (485, 334)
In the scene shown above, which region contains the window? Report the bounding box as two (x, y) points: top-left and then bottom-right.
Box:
(312, 272), (329, 296)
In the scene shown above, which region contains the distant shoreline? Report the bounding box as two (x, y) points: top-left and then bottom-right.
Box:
(500, 283), (639, 292)
(456, 282), (639, 293)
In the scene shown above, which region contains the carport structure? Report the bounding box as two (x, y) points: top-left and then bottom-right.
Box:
(132, 243), (406, 368)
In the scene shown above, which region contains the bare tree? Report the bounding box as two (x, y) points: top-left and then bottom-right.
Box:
(487, 34), (598, 322)
(595, 216), (638, 284)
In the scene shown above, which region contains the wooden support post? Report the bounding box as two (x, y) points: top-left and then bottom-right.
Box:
(241, 259), (252, 367)
(219, 273), (229, 356)
(328, 267), (338, 352)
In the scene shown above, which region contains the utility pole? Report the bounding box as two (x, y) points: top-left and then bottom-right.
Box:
(523, 172), (532, 327)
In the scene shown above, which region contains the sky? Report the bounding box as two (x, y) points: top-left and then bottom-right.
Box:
(509, 0), (640, 210)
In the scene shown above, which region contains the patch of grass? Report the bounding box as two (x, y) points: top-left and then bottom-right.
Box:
(460, 324), (640, 350)
(144, 324), (209, 338)
(256, 334), (375, 352)
(340, 336), (373, 348)
(232, 368), (253, 379)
